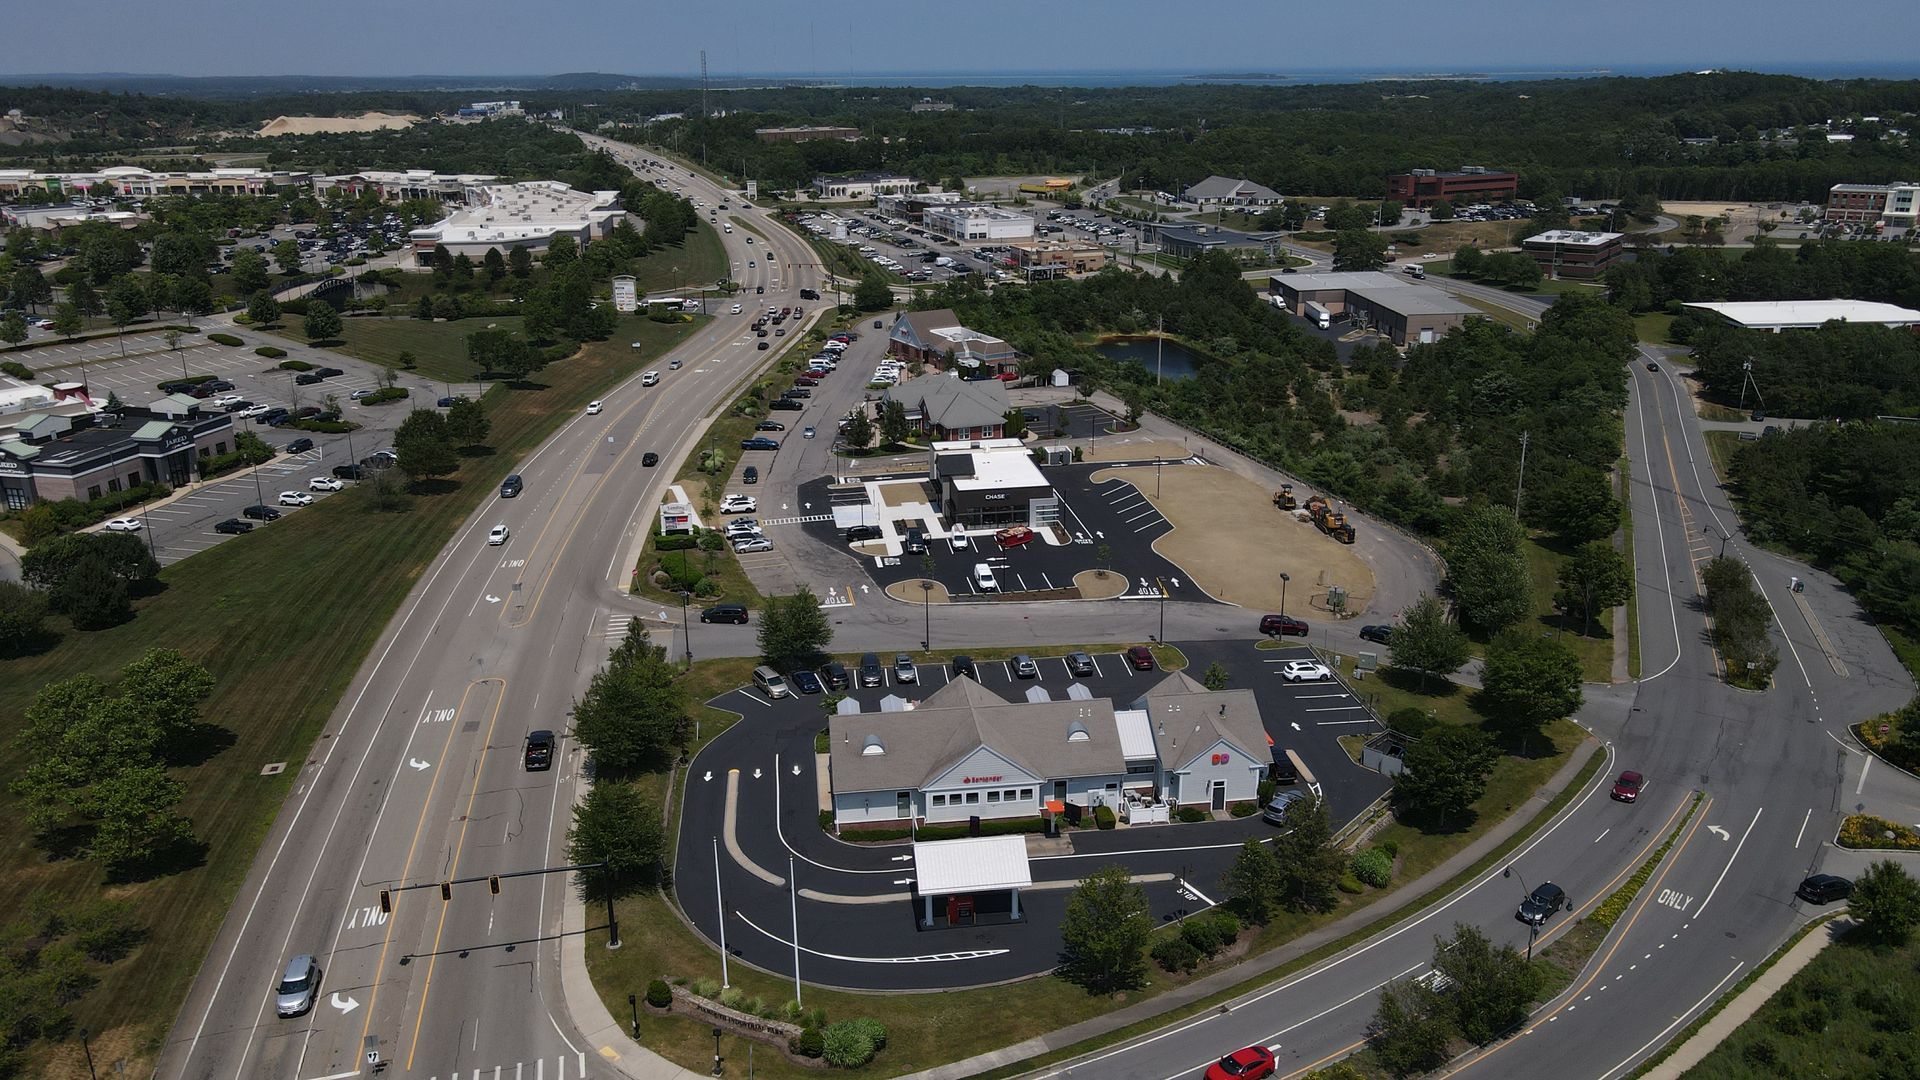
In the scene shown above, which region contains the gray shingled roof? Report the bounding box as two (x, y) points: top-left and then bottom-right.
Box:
(1184, 175), (1282, 202)
(885, 374), (1009, 432)
(1135, 673), (1269, 773)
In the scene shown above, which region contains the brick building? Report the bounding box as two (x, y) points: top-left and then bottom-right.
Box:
(1386, 167), (1520, 208)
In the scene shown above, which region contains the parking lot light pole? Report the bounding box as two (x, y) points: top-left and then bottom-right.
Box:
(245, 418), (267, 508)
(920, 580), (933, 650)
(680, 591), (694, 669)
(1279, 572), (1291, 618)
(1503, 866), (1539, 961)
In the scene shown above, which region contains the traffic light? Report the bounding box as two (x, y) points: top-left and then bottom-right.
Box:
(379, 889), (391, 914)
(489, 875), (501, 896)
(440, 881), (452, 901)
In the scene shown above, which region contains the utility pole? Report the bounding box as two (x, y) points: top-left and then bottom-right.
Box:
(1514, 431), (1530, 520)
(700, 50), (709, 119)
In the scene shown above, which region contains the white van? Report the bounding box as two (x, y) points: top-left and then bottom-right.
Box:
(973, 563), (999, 592)
(752, 666), (790, 698)
(723, 222), (733, 234)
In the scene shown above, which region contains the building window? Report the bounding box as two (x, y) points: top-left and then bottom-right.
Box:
(931, 794), (946, 807)
(1004, 789), (1020, 803)
(87, 485), (102, 500)
(1020, 788), (1034, 800)
(198, 446), (210, 458)
(965, 792), (980, 804)
(986, 791), (1000, 803)
(107, 478), (121, 493)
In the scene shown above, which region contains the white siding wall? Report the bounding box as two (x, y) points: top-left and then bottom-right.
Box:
(1168, 739), (1265, 806)
(833, 788), (917, 825)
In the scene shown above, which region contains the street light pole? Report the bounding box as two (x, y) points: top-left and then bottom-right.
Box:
(920, 580), (933, 650)
(1279, 572), (1291, 618)
(789, 855), (803, 1008)
(681, 590), (694, 669)
(713, 837), (730, 988)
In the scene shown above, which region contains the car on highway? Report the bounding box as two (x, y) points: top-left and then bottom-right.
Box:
(103, 517), (143, 532)
(1278, 659), (1332, 682)
(1517, 881), (1569, 926)
(524, 730), (555, 771)
(721, 494), (757, 514)
(1796, 873), (1851, 905)
(243, 504), (281, 522)
(730, 303), (743, 314)
(1259, 613), (1308, 637)
(994, 525), (1036, 548)
(587, 400), (603, 414)
(700, 604), (749, 624)
(642, 452), (660, 467)
(740, 437), (779, 450)
(755, 420), (786, 431)
(1126, 645), (1156, 671)
(1204, 1045), (1276, 1080)
(1359, 624), (1394, 645)
(277, 491), (313, 507)
(733, 537), (773, 553)
(274, 954), (320, 1018)
(1012, 654), (1038, 679)
(499, 473), (523, 498)
(642, 371), (660, 386)
(757, 341), (770, 351)
(487, 524), (509, 545)
(1066, 651), (1095, 676)
(789, 669), (823, 695)
(858, 652), (883, 687)
(822, 662), (850, 690)
(1610, 770), (1644, 803)
(1262, 789), (1305, 825)
(803, 426), (816, 439)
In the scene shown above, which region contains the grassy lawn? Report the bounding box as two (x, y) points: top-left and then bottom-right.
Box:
(269, 314), (517, 383)
(1675, 925), (1916, 1079)
(797, 231), (903, 285)
(585, 646), (1586, 1080)
(1457, 294), (1535, 331)
(1696, 400), (1749, 423)
(1618, 457), (1641, 679)
(0, 318), (699, 1076)
(1108, 195), (1182, 217)
(1531, 277), (1608, 298)
(628, 219), (731, 295)
(1703, 429), (1741, 484)
(1633, 311), (1675, 344)
(1521, 536), (1616, 682)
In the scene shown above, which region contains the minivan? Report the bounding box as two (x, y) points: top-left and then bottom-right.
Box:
(700, 604), (749, 624)
(973, 563), (999, 592)
(500, 474), (523, 498)
(752, 666), (790, 699)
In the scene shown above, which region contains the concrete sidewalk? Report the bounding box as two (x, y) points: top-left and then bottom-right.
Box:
(1640, 917), (1850, 1080)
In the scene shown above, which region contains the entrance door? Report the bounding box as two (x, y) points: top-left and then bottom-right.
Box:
(896, 791), (912, 818)
(1052, 780), (1068, 802)
(1211, 781), (1226, 812)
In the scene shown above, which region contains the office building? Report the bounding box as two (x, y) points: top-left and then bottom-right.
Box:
(923, 203), (1034, 242)
(1386, 166), (1520, 208)
(885, 374), (1011, 441)
(1520, 229), (1624, 279)
(758, 125), (861, 143)
(1826, 181), (1919, 231)
(888, 309), (1020, 374)
(1182, 175), (1283, 205)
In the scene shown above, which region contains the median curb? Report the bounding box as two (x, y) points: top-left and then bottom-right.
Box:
(1637, 917), (1851, 1080)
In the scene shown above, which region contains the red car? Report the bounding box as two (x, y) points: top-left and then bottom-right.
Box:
(1611, 770), (1643, 803)
(994, 525), (1036, 548)
(1204, 1045), (1275, 1080)
(794, 375), (819, 387)
(1125, 645), (1155, 671)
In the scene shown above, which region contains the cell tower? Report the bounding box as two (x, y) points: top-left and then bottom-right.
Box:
(700, 50), (709, 118)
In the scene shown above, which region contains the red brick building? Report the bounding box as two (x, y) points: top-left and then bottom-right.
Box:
(1826, 183), (1892, 226)
(1386, 167), (1520, 209)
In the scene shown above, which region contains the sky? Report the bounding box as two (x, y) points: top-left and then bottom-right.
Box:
(6, 0), (1915, 80)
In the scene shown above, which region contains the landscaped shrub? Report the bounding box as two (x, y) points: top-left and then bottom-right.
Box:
(1180, 915), (1227, 956)
(1352, 847), (1393, 888)
(1152, 936), (1201, 973)
(845, 1018), (886, 1052)
(276, 358), (313, 370)
(1094, 805), (1116, 830)
(291, 419), (355, 434)
(280, 298), (310, 315)
(1337, 874), (1364, 894)
(818, 810), (834, 832)
(790, 1028), (824, 1058)
(1, 361), (33, 380)
(1387, 707), (1433, 737)
(359, 387), (408, 404)
(645, 979), (672, 1008)
(1378, 837), (1400, 858)
(255, 346), (287, 359)
(821, 1019), (881, 1067)
(209, 333), (244, 346)
(1175, 806), (1209, 823)
(653, 532), (700, 552)
(1204, 909), (1241, 942)
(1230, 802), (1259, 818)
(1838, 814), (1920, 851)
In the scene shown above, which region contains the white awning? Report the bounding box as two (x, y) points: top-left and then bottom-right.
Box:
(912, 835), (1033, 896)
(1116, 708), (1156, 760)
(1065, 682), (1095, 701)
(1024, 685), (1051, 703)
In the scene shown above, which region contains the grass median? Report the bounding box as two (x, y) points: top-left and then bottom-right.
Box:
(0, 316), (698, 1077)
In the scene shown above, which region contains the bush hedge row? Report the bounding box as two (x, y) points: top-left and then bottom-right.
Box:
(209, 333), (244, 347)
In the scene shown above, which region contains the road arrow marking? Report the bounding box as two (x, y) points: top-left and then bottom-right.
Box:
(792, 764), (801, 775)
(330, 992), (360, 1014)
(890, 854), (914, 862)
(752, 768), (762, 779)
(1290, 722), (1301, 731)
(1171, 577), (1182, 589)
(408, 759), (430, 771)
(704, 770), (713, 782)
(782, 503), (790, 511)
(860, 584), (870, 594)
(485, 595), (501, 604)
(894, 878), (915, 886)
(1707, 825), (1730, 841)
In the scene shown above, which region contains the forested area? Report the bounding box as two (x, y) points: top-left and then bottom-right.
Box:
(1605, 241), (1920, 311)
(1692, 323), (1920, 419)
(919, 256), (1633, 541)
(1726, 424), (1920, 643)
(617, 72), (1920, 202)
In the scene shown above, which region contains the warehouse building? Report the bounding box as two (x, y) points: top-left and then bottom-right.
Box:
(826, 670), (1270, 830)
(1267, 271), (1477, 346)
(1520, 229), (1624, 280)
(923, 203), (1034, 242)
(407, 181), (625, 264)
(759, 125), (860, 143)
(1386, 166), (1520, 208)
(1681, 300), (1920, 333)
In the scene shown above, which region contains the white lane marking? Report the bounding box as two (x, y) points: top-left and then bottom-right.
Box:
(1593, 828), (1610, 844)
(1692, 806), (1762, 921)
(1795, 807), (1812, 849)
(1632, 366), (1687, 682)
(1826, 729), (1864, 756)
(1596, 961), (1745, 1080)
(735, 912), (1007, 963)
(1856, 754), (1873, 795)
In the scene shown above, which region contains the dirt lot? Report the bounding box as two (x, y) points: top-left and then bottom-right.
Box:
(1091, 464), (1375, 616)
(1084, 438), (1192, 463)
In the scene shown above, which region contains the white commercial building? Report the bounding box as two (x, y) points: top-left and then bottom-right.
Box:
(1683, 300), (1920, 333)
(923, 203), (1035, 242)
(408, 181), (626, 264)
(313, 170), (499, 202)
(0, 165), (310, 199)
(811, 172), (917, 200)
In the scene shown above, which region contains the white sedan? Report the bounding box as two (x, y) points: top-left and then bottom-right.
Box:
(1279, 660), (1334, 683)
(213, 394), (244, 408)
(488, 524), (510, 545)
(277, 491), (313, 507)
(587, 401), (603, 415)
(238, 404), (271, 418)
(103, 517), (143, 532)
(309, 477), (343, 492)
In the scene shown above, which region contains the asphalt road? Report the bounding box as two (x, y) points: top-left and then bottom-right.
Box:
(154, 137), (825, 1080)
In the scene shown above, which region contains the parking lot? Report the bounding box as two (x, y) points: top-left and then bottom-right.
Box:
(794, 203), (1157, 285)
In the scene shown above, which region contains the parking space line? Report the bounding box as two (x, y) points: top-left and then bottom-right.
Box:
(1305, 705), (1365, 712)
(1122, 509), (1160, 524)
(1316, 718), (1377, 726)
(1133, 521), (1160, 533)
(999, 661), (1012, 681)
(1091, 655), (1106, 677)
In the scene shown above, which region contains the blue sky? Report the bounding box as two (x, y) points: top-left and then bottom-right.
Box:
(6, 0), (1913, 79)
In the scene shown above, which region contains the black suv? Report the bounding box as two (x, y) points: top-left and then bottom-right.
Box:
(845, 524), (882, 543)
(242, 504), (281, 522)
(822, 662), (850, 690)
(524, 730), (555, 771)
(500, 473), (523, 498)
(332, 464), (363, 480)
(1517, 882), (1568, 926)
(259, 408), (291, 426)
(294, 372), (324, 385)
(951, 655), (977, 680)
(858, 652), (883, 687)
(700, 604), (749, 624)
(214, 518), (253, 535)
(284, 438), (315, 454)
(1796, 874), (1851, 905)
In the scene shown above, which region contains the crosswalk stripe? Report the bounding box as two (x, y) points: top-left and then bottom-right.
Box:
(760, 513), (832, 526)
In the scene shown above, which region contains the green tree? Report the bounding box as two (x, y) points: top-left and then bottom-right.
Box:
(877, 399), (913, 447)
(104, 275), (149, 355)
(854, 274), (893, 311)
(1474, 630), (1584, 743)
(392, 408), (457, 481)
(508, 244), (534, 279)
(570, 633), (689, 774)
(566, 781), (667, 900)
(543, 234), (578, 269)
(1223, 838), (1284, 923)
(303, 302), (342, 342)
(1555, 540), (1631, 634)
(1001, 407), (1027, 440)
(1451, 245), (1484, 278)
(50, 302), (83, 339)
(1392, 725), (1497, 829)
(1429, 200), (1455, 221)
(1445, 506), (1531, 634)
(1530, 466), (1617, 543)
(1270, 794), (1344, 912)
(841, 409), (874, 451)
(1432, 922), (1544, 1043)
(0, 310), (26, 347)
(10, 263), (52, 312)
(450, 253), (476, 289)
(466, 327), (538, 380)
(1201, 660), (1231, 691)
(1849, 860), (1920, 945)
(272, 240), (304, 276)
(66, 277), (102, 317)
(1388, 594), (1470, 688)
(445, 397), (490, 449)
(55, 559), (132, 630)
(1484, 251), (1544, 290)
(1057, 865), (1153, 994)
(173, 276), (214, 322)
(415, 295), (435, 321)
(1332, 228), (1388, 272)
(1368, 979), (1453, 1078)
(756, 588), (833, 673)
(246, 290), (281, 327)
(483, 247), (507, 283)
(230, 249), (270, 295)
(0, 579), (49, 657)
(82, 763), (196, 875)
